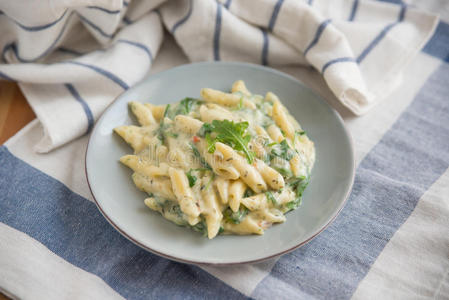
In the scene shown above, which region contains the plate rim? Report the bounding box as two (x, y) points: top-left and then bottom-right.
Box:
(85, 61), (356, 266)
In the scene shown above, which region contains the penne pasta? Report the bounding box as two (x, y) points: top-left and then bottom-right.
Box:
(231, 80), (251, 97)
(168, 167), (201, 225)
(129, 101), (156, 126)
(201, 88), (256, 109)
(215, 142), (267, 193)
(228, 180), (246, 212)
(115, 81), (315, 238)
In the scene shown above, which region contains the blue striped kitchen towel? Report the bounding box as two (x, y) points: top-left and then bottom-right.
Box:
(1, 0), (449, 299)
(0, 0), (438, 152)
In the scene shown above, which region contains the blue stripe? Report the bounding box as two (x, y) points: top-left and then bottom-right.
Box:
(77, 13), (114, 38)
(253, 63), (449, 299)
(123, 0), (129, 7)
(321, 57), (356, 73)
(64, 84), (94, 134)
(261, 29), (269, 66)
(122, 16), (133, 25)
(116, 39), (153, 62)
(422, 21), (449, 63)
(63, 61), (129, 90)
(2, 12), (73, 63)
(268, 0), (284, 31)
(0, 147), (248, 300)
(307, 0), (313, 5)
(0, 71), (14, 81)
(171, 0), (193, 34)
(303, 19), (332, 57)
(0, 9), (67, 32)
(357, 4), (407, 63)
(213, 3), (223, 61)
(348, 0), (359, 21)
(88, 6), (121, 14)
(57, 47), (84, 56)
(224, 0), (232, 9)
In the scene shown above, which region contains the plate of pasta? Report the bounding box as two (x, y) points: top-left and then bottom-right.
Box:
(86, 62), (354, 265)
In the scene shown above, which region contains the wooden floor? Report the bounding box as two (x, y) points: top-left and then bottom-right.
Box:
(0, 82), (35, 300)
(0, 82), (36, 144)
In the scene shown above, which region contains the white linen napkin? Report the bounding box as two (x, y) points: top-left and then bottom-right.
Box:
(0, 0), (438, 152)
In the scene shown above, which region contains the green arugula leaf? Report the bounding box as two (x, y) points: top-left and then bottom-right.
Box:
(203, 120), (255, 163)
(172, 97), (201, 116)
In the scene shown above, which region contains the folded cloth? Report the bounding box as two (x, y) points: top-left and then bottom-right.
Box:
(0, 0), (439, 153)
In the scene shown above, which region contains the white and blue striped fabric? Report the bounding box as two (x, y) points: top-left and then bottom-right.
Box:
(1, 0), (449, 299)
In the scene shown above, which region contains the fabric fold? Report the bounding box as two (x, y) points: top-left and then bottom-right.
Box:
(0, 0), (439, 152)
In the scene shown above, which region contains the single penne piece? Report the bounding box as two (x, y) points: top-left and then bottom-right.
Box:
(290, 153), (307, 177)
(271, 97), (295, 140)
(255, 125), (272, 140)
(254, 160), (285, 190)
(201, 176), (223, 239)
(231, 80), (251, 97)
(114, 125), (148, 153)
(129, 101), (156, 126)
(266, 124), (284, 143)
(132, 172), (176, 201)
(223, 213), (264, 235)
(200, 88), (256, 109)
(215, 142), (267, 193)
(174, 115), (203, 135)
(241, 193), (267, 211)
(215, 177), (230, 204)
(168, 167), (200, 224)
(120, 155), (169, 177)
(228, 180), (246, 212)
(144, 198), (198, 226)
(199, 104), (234, 123)
(196, 140), (240, 180)
(254, 209), (286, 224)
(144, 103), (166, 122)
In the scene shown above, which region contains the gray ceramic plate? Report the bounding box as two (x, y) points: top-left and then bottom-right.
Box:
(86, 62), (355, 265)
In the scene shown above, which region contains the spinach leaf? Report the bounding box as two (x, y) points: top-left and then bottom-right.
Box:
(186, 169), (197, 187)
(223, 206), (248, 224)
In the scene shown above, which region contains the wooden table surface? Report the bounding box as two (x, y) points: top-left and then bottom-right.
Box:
(0, 82), (35, 300)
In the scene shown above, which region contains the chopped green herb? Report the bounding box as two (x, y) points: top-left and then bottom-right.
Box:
(285, 176), (309, 210)
(244, 188), (254, 198)
(218, 226), (224, 234)
(267, 142), (277, 147)
(186, 169), (197, 187)
(189, 142), (212, 170)
(237, 97), (244, 110)
(166, 132), (178, 138)
(171, 97), (201, 116)
(197, 123), (213, 137)
(223, 206), (248, 224)
(273, 166), (293, 177)
(155, 104), (171, 143)
(270, 139), (295, 161)
(191, 219), (208, 236)
(265, 191), (277, 205)
(293, 129), (307, 144)
(201, 120), (255, 163)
